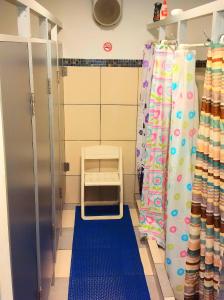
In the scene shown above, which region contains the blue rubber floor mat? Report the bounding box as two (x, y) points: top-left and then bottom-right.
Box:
(68, 205), (151, 300)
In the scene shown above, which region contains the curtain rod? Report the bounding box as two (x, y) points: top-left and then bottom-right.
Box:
(179, 43), (206, 48)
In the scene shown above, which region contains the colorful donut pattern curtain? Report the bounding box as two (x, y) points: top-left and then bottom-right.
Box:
(165, 50), (199, 299)
(139, 45), (174, 247)
(185, 44), (224, 300)
(136, 42), (155, 194)
(138, 45), (200, 298)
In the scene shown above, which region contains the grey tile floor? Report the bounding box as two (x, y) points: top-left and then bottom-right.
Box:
(48, 204), (163, 300)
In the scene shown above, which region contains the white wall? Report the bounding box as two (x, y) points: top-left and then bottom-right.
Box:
(37, 0), (213, 59)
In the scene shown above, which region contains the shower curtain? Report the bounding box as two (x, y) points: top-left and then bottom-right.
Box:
(139, 45), (174, 247)
(165, 50), (199, 300)
(220, 257), (224, 300)
(136, 42), (155, 194)
(185, 44), (224, 300)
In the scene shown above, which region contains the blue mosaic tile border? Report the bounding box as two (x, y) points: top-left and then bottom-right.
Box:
(60, 58), (206, 68)
(61, 59), (143, 67)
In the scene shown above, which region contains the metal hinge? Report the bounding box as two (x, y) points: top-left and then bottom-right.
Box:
(52, 223), (57, 263)
(52, 223), (55, 240)
(62, 66), (67, 77)
(59, 187), (63, 199)
(30, 92), (35, 115)
(56, 70), (60, 84)
(48, 78), (52, 95)
(37, 288), (42, 300)
(64, 162), (70, 172)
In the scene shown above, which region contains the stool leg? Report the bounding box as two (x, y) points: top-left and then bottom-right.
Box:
(119, 186), (123, 218)
(81, 170), (85, 220)
(81, 150), (85, 220)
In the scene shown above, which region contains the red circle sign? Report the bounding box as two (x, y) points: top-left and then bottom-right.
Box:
(103, 42), (112, 52)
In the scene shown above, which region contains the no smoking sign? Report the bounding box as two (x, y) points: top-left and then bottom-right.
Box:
(103, 42), (112, 52)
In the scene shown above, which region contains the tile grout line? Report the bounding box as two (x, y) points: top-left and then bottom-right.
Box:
(65, 173), (137, 176)
(64, 139), (137, 142)
(99, 67), (102, 183)
(100, 67), (102, 144)
(64, 103), (139, 106)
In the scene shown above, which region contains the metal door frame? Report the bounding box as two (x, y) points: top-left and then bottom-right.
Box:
(0, 76), (14, 300)
(47, 38), (63, 268)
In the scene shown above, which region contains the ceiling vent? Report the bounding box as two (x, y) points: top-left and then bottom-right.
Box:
(93, 0), (122, 28)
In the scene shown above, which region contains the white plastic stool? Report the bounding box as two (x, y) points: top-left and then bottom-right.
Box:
(81, 145), (124, 220)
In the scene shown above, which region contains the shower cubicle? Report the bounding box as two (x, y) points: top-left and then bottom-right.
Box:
(0, 1), (65, 299)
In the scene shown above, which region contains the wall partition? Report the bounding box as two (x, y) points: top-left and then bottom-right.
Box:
(0, 1), (64, 300)
(0, 41), (38, 300)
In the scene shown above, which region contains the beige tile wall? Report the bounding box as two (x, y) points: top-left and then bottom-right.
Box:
(64, 66), (140, 204)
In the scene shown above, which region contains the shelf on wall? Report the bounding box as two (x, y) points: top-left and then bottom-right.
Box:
(147, 0), (224, 30)
(147, 0), (224, 43)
